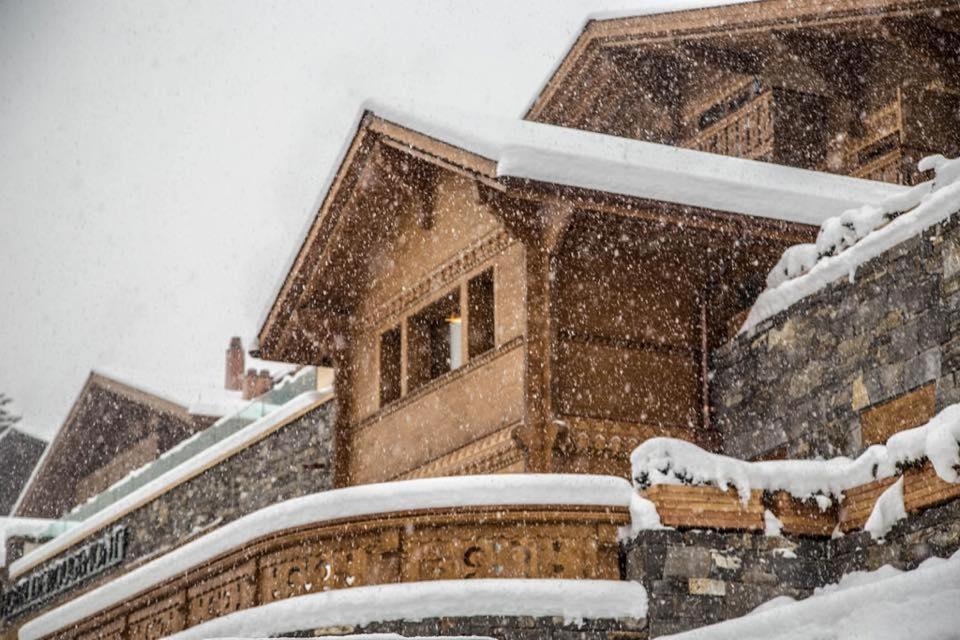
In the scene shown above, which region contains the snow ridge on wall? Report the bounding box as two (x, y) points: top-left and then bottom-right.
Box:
(631, 402), (960, 503)
(744, 155), (960, 334)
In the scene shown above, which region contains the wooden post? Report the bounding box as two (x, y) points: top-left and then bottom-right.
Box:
(519, 202), (574, 473)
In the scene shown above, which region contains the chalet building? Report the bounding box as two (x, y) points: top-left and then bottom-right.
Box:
(13, 372), (217, 521)
(13, 340), (294, 522)
(2, 1), (960, 640)
(526, 0), (960, 185)
(0, 429), (45, 516)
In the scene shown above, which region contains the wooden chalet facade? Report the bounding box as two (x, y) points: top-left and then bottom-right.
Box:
(4, 2), (960, 639)
(254, 108), (893, 485)
(526, 0), (960, 185)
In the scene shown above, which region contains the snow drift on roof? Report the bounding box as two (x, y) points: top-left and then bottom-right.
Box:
(366, 100), (905, 227)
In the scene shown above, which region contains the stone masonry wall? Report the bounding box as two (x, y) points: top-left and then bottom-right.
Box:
(713, 214), (960, 460)
(623, 497), (960, 637)
(2, 401), (334, 626)
(286, 615), (647, 640)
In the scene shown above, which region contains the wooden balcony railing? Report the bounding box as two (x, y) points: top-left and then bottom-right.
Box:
(14, 477), (629, 640)
(683, 91), (774, 161)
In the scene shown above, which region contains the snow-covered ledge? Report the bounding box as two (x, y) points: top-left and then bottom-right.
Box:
(160, 580), (648, 640)
(18, 474), (633, 640)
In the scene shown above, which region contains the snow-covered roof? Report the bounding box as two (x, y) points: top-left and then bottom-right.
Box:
(94, 357), (298, 419)
(367, 101), (905, 228)
(744, 155), (960, 333)
(664, 550), (960, 640)
(12, 383), (331, 579)
(0, 517), (75, 567)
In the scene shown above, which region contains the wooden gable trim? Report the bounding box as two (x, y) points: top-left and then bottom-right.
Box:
(525, 0), (955, 123)
(257, 113), (510, 358)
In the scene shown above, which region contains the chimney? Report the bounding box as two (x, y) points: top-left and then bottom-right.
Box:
(242, 368), (258, 400)
(225, 337), (244, 391)
(256, 369), (274, 397)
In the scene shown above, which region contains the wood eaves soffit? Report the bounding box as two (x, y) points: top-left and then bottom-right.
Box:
(524, 0), (958, 122)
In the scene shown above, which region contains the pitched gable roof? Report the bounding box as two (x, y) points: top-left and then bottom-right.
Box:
(0, 427), (46, 516)
(524, 0), (959, 128)
(256, 101), (904, 357)
(14, 372), (202, 519)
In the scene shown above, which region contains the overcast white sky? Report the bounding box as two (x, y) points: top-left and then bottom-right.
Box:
(0, 0), (656, 440)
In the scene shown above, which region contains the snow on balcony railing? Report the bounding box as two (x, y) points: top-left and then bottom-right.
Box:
(629, 403), (960, 539)
(17, 474), (635, 640)
(631, 403), (960, 503)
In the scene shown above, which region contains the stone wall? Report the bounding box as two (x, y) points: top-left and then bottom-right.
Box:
(623, 497), (960, 637)
(712, 215), (960, 460)
(2, 401), (334, 626)
(289, 615), (647, 640)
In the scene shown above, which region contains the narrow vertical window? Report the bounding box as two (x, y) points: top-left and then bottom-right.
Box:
(407, 290), (461, 392)
(379, 325), (402, 406)
(468, 268), (495, 358)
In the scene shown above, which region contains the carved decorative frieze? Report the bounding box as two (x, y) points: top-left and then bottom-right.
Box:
(366, 228), (515, 329)
(48, 506), (627, 640)
(395, 424), (524, 480)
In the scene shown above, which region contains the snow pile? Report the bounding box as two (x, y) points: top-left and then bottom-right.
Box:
(0, 517), (75, 567)
(624, 492), (669, 537)
(158, 580), (647, 640)
(746, 155), (960, 331)
(212, 636), (492, 640)
(631, 403), (960, 503)
(666, 551), (960, 640)
(864, 478), (907, 540)
(17, 474), (633, 640)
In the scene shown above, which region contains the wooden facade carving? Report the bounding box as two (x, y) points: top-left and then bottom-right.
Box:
(364, 228), (516, 330)
(396, 424), (524, 481)
(556, 417), (703, 478)
(38, 506), (627, 640)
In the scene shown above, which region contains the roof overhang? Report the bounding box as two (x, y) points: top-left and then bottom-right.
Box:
(256, 102), (906, 361)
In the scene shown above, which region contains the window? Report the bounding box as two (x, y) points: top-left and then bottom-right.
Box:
(379, 325), (402, 405)
(407, 290), (461, 392)
(468, 268), (495, 357)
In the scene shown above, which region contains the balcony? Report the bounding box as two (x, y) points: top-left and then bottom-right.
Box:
(684, 84), (828, 169)
(685, 89), (775, 161)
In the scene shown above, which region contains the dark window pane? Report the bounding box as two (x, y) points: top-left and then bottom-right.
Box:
(468, 269), (495, 358)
